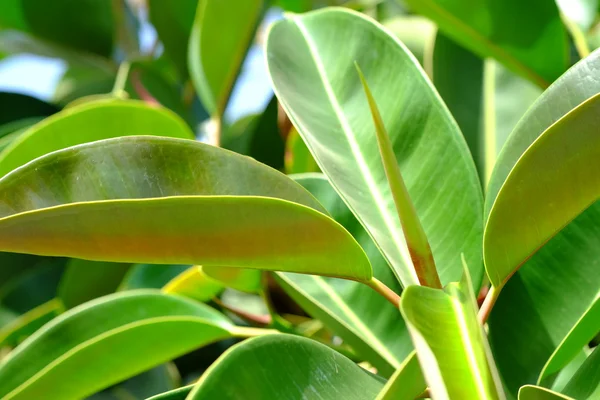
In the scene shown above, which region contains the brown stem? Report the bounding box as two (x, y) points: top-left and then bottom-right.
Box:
(131, 69), (160, 106)
(367, 278), (401, 308)
(212, 297), (271, 326)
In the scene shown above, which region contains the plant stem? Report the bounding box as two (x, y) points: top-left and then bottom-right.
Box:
(131, 69), (160, 106)
(112, 61), (131, 98)
(212, 297), (271, 326)
(230, 326), (280, 338)
(478, 284), (502, 325)
(367, 278), (401, 308)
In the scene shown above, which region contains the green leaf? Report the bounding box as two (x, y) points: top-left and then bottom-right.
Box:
(148, 0), (198, 78)
(189, 0), (265, 116)
(58, 260), (130, 309)
(486, 47), (600, 217)
(562, 345), (600, 399)
(486, 47), (600, 396)
(187, 334), (385, 399)
(403, 0), (568, 87)
(539, 295), (600, 385)
(162, 266), (224, 302)
(357, 63), (440, 288)
(266, 8), (483, 288)
(431, 33), (541, 183)
(484, 93), (600, 287)
(0, 136), (372, 282)
(0, 299), (62, 348)
(146, 385), (194, 400)
(519, 385), (572, 400)
(119, 264), (190, 291)
(202, 266), (262, 293)
(0, 99), (195, 178)
(276, 174), (412, 377)
(376, 352), (426, 400)
(0, 0), (114, 58)
(0, 290), (236, 400)
(400, 267), (505, 399)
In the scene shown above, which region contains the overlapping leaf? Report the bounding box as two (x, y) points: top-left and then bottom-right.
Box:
(266, 8), (483, 288)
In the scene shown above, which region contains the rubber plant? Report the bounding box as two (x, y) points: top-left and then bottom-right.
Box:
(1, 0), (600, 399)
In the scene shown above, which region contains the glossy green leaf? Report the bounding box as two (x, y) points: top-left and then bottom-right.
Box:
(202, 266), (262, 293)
(188, 334), (385, 399)
(0, 290), (235, 400)
(146, 385), (194, 400)
(58, 260), (130, 309)
(0, 0), (114, 58)
(0, 99), (195, 177)
(484, 93), (600, 287)
(0, 136), (372, 282)
(267, 8), (483, 288)
(148, 0), (198, 78)
(518, 386), (572, 400)
(562, 345), (600, 399)
(486, 47), (600, 216)
(539, 295), (600, 385)
(487, 47), (600, 396)
(432, 33), (541, 183)
(357, 64), (440, 288)
(0, 299), (62, 348)
(162, 266), (224, 302)
(189, 0), (265, 116)
(400, 268), (505, 399)
(376, 352), (426, 400)
(404, 0), (568, 87)
(276, 174), (411, 376)
(120, 264), (190, 291)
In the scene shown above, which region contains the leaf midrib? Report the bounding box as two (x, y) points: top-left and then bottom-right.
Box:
(292, 16), (416, 285)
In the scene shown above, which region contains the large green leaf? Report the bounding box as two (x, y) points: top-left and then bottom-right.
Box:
(432, 33), (541, 183)
(189, 0), (265, 117)
(266, 8), (483, 288)
(276, 174), (411, 377)
(400, 268), (505, 399)
(562, 345), (600, 399)
(487, 47), (600, 396)
(486, 47), (600, 216)
(148, 0), (198, 78)
(0, 136), (372, 282)
(376, 352), (426, 400)
(518, 386), (572, 400)
(484, 93), (600, 287)
(187, 334), (385, 399)
(0, 299), (62, 348)
(57, 260), (130, 309)
(0, 99), (195, 177)
(162, 266), (224, 302)
(0, 290), (235, 400)
(403, 0), (568, 87)
(538, 295), (600, 385)
(0, 0), (114, 57)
